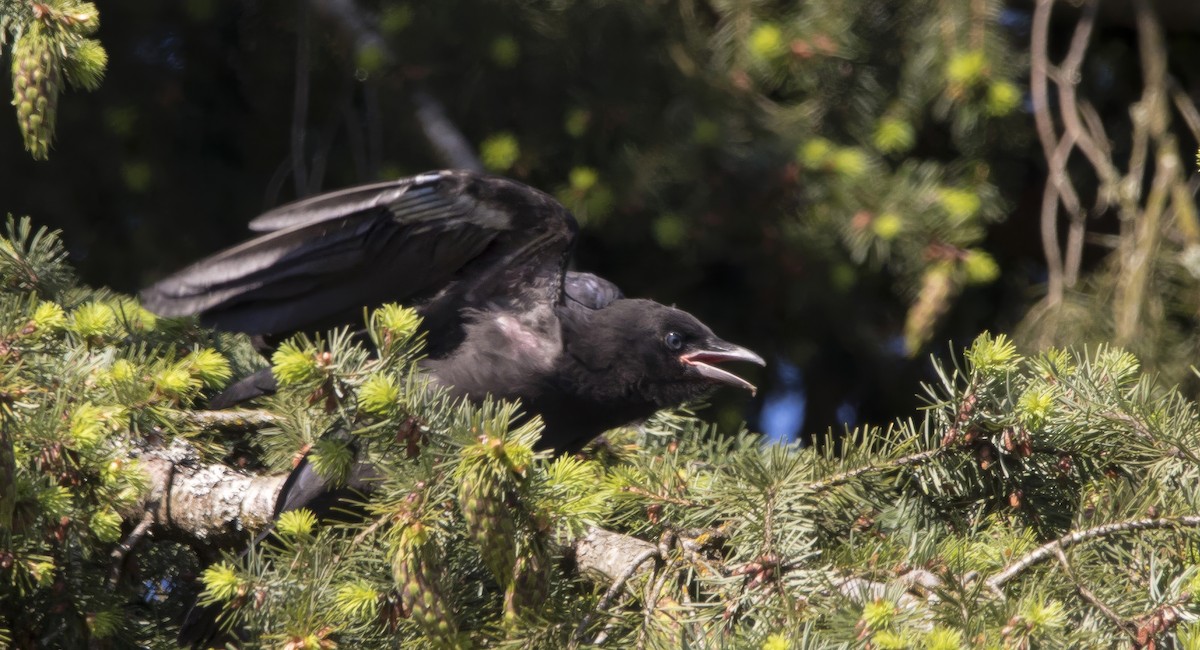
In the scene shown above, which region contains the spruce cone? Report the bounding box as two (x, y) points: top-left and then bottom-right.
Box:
(392, 527), (458, 646)
(457, 471), (517, 585)
(503, 541), (550, 625)
(11, 23), (61, 160)
(904, 263), (957, 356)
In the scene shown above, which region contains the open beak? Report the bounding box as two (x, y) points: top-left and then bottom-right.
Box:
(681, 343), (766, 396)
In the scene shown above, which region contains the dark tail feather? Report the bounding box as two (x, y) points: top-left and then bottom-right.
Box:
(208, 367), (278, 409)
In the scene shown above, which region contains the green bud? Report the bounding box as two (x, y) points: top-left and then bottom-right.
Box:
(490, 35), (520, 68)
(372, 303), (422, 341)
(69, 402), (114, 448)
(923, 627), (964, 650)
(965, 332), (1020, 375)
(200, 562), (244, 603)
(872, 212), (903, 240)
(748, 23), (786, 60)
(987, 80), (1021, 116)
(32, 300), (67, 330)
(183, 348), (232, 389)
(1018, 384), (1057, 428)
(106, 359), (137, 384)
(380, 4), (413, 34)
(64, 39), (107, 91)
(945, 49), (987, 87)
(154, 365), (198, 399)
(69, 302), (118, 340)
(873, 116), (915, 154)
(564, 108), (590, 138)
(653, 214), (687, 249)
(798, 138), (833, 168)
(962, 249), (999, 285)
(90, 508), (122, 543)
(860, 599), (897, 629)
(66, 3), (101, 35)
(276, 508), (318, 538)
(358, 373), (401, 416)
(355, 43), (387, 75)
(271, 340), (323, 386)
(334, 580), (381, 622)
(937, 187), (981, 222)
(569, 166), (598, 192)
(830, 147), (869, 177)
(480, 132), (520, 172)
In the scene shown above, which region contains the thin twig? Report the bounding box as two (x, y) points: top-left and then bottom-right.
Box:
(804, 448), (943, 493)
(622, 485), (699, 507)
(108, 511), (154, 588)
(574, 547), (660, 644)
(590, 591), (629, 646)
(1052, 546), (1137, 641)
(986, 516), (1200, 592)
(412, 88), (484, 171)
(1029, 0), (1066, 304)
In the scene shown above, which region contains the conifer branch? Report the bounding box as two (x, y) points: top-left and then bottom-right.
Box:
(804, 448), (944, 493)
(986, 516), (1200, 592)
(1052, 546), (1138, 641)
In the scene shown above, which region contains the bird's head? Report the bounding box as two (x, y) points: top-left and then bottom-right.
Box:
(572, 299), (765, 408)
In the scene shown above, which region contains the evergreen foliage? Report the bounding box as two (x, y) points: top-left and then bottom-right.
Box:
(3, 0), (105, 160)
(1, 223), (1200, 647)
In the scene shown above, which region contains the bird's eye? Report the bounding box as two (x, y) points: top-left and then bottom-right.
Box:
(664, 331), (684, 351)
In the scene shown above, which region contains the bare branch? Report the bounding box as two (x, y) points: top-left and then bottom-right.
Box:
(412, 88), (484, 171)
(985, 516), (1200, 591)
(803, 448), (943, 493)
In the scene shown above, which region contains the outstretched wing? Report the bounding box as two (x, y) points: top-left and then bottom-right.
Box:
(140, 170), (578, 337)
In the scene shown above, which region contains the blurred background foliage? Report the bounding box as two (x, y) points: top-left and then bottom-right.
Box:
(2, 0), (1198, 444)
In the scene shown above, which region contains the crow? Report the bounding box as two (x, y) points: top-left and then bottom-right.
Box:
(141, 169), (764, 453)
(141, 170), (763, 646)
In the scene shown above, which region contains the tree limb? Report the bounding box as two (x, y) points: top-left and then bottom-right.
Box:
(985, 516), (1200, 592)
(127, 439), (286, 549)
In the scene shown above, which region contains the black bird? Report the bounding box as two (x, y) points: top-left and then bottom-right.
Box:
(142, 169), (764, 453)
(142, 170), (764, 646)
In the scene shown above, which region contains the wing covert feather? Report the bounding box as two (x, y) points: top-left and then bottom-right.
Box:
(140, 170), (579, 337)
